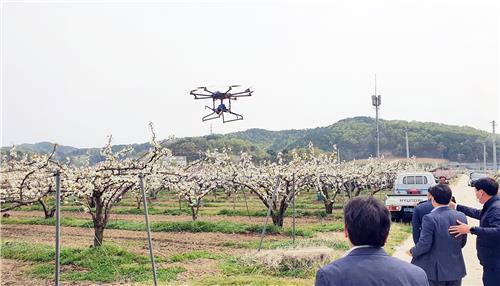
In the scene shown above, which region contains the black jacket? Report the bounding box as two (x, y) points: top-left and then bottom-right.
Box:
(412, 200), (433, 244)
(457, 195), (500, 270)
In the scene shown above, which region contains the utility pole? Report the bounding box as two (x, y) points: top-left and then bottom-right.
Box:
(492, 120), (497, 171)
(371, 74), (382, 158)
(405, 131), (410, 160)
(483, 141), (487, 171)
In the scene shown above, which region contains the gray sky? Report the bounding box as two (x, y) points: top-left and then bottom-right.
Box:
(2, 0), (499, 148)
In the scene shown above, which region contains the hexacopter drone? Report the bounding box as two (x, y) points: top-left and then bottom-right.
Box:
(190, 85), (253, 123)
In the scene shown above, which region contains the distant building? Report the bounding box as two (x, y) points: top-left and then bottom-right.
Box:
(164, 156), (187, 166)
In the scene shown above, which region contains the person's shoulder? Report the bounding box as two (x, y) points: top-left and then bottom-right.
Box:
(489, 199), (500, 215)
(388, 256), (427, 277)
(415, 200), (431, 211)
(492, 197), (500, 208)
(416, 200), (430, 207)
(317, 259), (344, 278)
(453, 208), (467, 218)
(320, 257), (346, 270)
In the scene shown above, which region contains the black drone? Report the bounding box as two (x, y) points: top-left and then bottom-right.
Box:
(190, 85), (253, 123)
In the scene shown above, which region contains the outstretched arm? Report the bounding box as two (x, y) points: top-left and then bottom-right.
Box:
(472, 208), (500, 240)
(456, 204), (481, 220)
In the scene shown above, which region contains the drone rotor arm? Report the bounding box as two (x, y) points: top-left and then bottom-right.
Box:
(192, 93), (215, 99)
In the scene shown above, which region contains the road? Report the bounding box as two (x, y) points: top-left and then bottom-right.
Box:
(392, 175), (483, 286)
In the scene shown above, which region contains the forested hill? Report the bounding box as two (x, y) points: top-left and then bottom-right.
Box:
(4, 117), (498, 164)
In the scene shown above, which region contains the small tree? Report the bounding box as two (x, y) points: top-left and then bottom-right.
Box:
(162, 149), (231, 221)
(67, 125), (169, 247)
(0, 144), (63, 218)
(235, 146), (316, 227)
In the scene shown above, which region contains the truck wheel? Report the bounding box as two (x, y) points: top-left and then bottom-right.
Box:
(390, 211), (401, 221)
(402, 213), (413, 223)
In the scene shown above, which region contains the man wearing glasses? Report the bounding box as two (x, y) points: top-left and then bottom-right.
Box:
(448, 177), (500, 286)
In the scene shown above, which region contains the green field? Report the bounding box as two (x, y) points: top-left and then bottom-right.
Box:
(1, 190), (411, 285)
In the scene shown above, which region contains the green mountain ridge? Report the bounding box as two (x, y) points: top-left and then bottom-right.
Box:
(3, 117), (498, 164)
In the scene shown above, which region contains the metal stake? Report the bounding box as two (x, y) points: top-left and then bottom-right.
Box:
(241, 188), (251, 221)
(54, 171), (61, 286)
(139, 175), (158, 286)
(258, 176), (280, 252)
(292, 174), (296, 244)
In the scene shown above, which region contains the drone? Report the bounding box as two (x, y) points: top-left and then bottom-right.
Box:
(190, 85), (253, 123)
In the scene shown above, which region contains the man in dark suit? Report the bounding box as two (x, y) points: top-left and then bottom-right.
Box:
(449, 177), (500, 286)
(412, 186), (457, 244)
(412, 191), (434, 244)
(409, 184), (467, 286)
(315, 196), (429, 286)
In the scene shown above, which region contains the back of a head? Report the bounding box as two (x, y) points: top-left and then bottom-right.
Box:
(474, 177), (499, 196)
(344, 196), (391, 247)
(429, 184), (452, 204)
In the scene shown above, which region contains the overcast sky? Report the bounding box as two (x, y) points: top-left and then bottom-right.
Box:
(1, 0), (499, 148)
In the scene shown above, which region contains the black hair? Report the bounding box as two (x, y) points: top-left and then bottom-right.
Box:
(343, 196), (390, 247)
(474, 178), (499, 196)
(428, 184), (452, 204)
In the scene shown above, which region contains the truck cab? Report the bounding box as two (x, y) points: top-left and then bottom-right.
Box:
(385, 172), (437, 221)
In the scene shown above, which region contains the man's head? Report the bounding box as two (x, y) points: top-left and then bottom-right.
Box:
(473, 177), (499, 204)
(438, 176), (447, 184)
(428, 184), (452, 206)
(343, 196), (391, 247)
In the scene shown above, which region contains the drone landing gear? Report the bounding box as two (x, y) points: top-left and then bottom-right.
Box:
(202, 106), (243, 123)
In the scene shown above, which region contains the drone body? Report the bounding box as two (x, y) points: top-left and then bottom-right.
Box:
(190, 85), (253, 123)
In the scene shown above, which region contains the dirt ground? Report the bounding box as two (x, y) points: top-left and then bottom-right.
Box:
(1, 224), (276, 256)
(1, 221), (291, 285)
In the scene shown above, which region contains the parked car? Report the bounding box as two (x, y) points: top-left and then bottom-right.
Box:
(468, 172), (489, 187)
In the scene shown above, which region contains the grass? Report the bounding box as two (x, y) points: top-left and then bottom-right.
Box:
(0, 217), (319, 236)
(217, 208), (337, 218)
(195, 275), (313, 286)
(384, 223), (412, 255)
(112, 207), (193, 216)
(219, 238), (348, 251)
(0, 241), (185, 283)
(169, 250), (222, 262)
(4, 190), (414, 285)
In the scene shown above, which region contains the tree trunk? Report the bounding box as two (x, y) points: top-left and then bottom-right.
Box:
(136, 196), (142, 209)
(190, 206), (199, 221)
(271, 212), (284, 227)
(324, 201), (333, 214)
(94, 223), (105, 247)
(354, 187), (362, 197)
(232, 193), (236, 210)
(38, 199), (56, 219)
(149, 189), (158, 200)
(91, 191), (106, 247)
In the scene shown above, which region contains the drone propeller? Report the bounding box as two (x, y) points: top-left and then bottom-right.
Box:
(229, 85), (241, 88)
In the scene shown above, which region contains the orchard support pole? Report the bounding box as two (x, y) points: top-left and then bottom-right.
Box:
(241, 188), (251, 221)
(139, 175), (158, 286)
(54, 171), (61, 286)
(292, 174), (296, 244)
